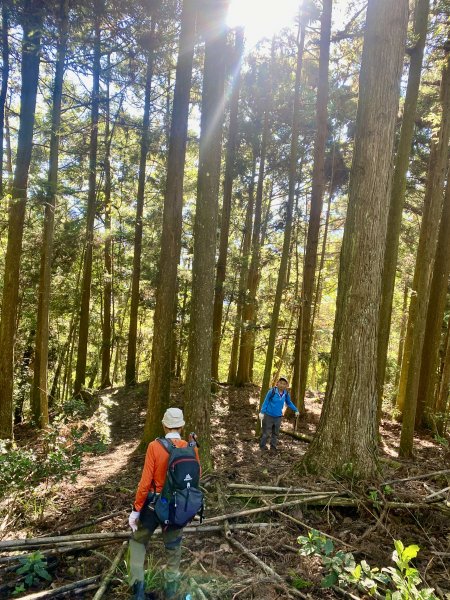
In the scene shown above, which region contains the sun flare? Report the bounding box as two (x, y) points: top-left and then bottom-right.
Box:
(227, 0), (300, 46)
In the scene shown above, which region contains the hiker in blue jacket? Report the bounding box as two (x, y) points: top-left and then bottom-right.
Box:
(259, 376), (299, 452)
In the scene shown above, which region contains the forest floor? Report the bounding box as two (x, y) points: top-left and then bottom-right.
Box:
(1, 382), (450, 599)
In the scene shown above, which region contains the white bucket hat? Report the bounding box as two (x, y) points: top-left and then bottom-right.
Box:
(162, 407), (185, 429)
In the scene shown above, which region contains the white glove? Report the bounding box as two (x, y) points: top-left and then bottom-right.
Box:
(259, 412), (264, 420)
(128, 510), (140, 532)
(295, 411), (300, 417)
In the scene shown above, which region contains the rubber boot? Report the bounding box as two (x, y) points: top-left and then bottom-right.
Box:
(163, 580), (179, 600)
(132, 580), (145, 600)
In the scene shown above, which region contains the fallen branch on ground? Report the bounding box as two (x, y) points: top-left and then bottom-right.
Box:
(45, 510), (127, 537)
(226, 535), (308, 599)
(227, 483), (321, 493)
(280, 428), (313, 443)
(92, 541), (127, 600)
(259, 497), (356, 551)
(18, 576), (100, 599)
(382, 469), (450, 486)
(0, 523), (273, 551)
(202, 494), (336, 525)
(0, 539), (120, 565)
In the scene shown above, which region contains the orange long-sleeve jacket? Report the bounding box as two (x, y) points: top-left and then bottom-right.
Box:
(134, 437), (201, 512)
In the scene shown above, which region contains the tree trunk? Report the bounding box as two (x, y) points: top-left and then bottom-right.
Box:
(31, 0), (69, 426)
(100, 55), (113, 389)
(184, 0), (228, 468)
(377, 0), (430, 418)
(73, 0), (102, 396)
(416, 168), (450, 428)
(398, 48), (450, 458)
(211, 27), (244, 381)
(236, 43), (274, 386)
(142, 0), (196, 445)
(298, 0), (332, 407)
(0, 0), (43, 440)
(394, 278), (410, 392)
(303, 0), (409, 477)
(125, 20), (156, 385)
(0, 3), (9, 199)
(260, 16), (305, 408)
(435, 319), (450, 436)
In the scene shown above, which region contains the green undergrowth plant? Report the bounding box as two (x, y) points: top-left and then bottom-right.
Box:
(14, 551), (52, 590)
(0, 427), (83, 502)
(297, 530), (438, 599)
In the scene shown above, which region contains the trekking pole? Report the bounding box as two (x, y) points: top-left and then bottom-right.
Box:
(294, 413), (299, 433)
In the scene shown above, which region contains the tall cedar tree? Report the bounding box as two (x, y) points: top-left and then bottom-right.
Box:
(31, 0), (69, 424)
(417, 169), (450, 427)
(100, 54), (112, 389)
(303, 0), (409, 477)
(184, 0), (228, 467)
(296, 0), (332, 412)
(73, 0), (103, 396)
(211, 27), (244, 382)
(377, 0), (430, 418)
(0, 3), (9, 198)
(228, 154), (256, 382)
(0, 0), (43, 439)
(260, 15), (306, 408)
(236, 42), (274, 386)
(398, 47), (450, 458)
(125, 19), (156, 386)
(142, 0), (196, 444)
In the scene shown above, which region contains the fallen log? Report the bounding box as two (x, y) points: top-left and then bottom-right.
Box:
(45, 510), (127, 537)
(259, 497), (356, 551)
(18, 576), (100, 599)
(0, 523), (273, 551)
(92, 541), (127, 600)
(382, 469), (450, 486)
(0, 540), (119, 565)
(280, 428), (313, 443)
(227, 483), (317, 493)
(202, 494), (336, 525)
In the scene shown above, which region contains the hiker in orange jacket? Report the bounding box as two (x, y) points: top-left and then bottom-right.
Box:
(128, 408), (200, 600)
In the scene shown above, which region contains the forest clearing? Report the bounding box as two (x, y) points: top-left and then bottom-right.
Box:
(1, 0), (450, 597)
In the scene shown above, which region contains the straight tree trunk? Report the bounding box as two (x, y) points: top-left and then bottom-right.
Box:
(394, 278), (410, 392)
(297, 0), (332, 407)
(416, 168), (450, 428)
(0, 0), (43, 439)
(73, 0), (102, 396)
(100, 55), (112, 389)
(228, 157), (256, 383)
(142, 0), (196, 445)
(435, 319), (450, 435)
(377, 0), (430, 417)
(0, 3), (9, 199)
(211, 27), (244, 381)
(303, 0), (409, 477)
(184, 0), (228, 468)
(236, 44), (274, 386)
(31, 0), (69, 426)
(260, 17), (306, 407)
(398, 48), (450, 458)
(125, 20), (156, 385)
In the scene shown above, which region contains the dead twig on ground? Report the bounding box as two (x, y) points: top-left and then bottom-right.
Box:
(226, 535), (309, 599)
(280, 428), (313, 443)
(18, 576), (100, 599)
(92, 540), (127, 600)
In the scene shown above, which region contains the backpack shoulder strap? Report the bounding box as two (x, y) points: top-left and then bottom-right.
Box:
(269, 387), (276, 401)
(156, 437), (176, 453)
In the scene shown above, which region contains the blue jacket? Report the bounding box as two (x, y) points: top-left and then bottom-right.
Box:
(261, 387), (298, 417)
